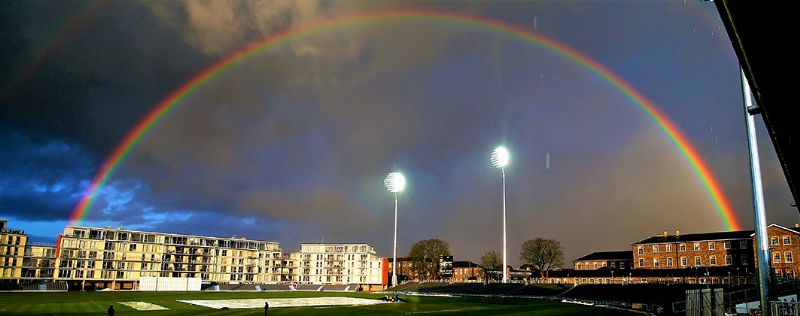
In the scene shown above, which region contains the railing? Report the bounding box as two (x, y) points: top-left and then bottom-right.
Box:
(772, 301), (800, 316)
(1, 228), (25, 234)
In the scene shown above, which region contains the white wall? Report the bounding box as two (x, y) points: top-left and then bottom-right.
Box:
(139, 277), (201, 291)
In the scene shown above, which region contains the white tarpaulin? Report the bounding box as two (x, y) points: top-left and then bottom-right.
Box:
(139, 277), (201, 291)
(118, 301), (169, 311)
(177, 297), (389, 309)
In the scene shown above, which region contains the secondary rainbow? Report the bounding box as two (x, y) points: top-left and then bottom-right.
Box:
(70, 8), (742, 231)
(1, 1), (104, 98)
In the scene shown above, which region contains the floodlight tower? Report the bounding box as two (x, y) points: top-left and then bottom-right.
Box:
(384, 171), (406, 287)
(491, 146), (510, 283)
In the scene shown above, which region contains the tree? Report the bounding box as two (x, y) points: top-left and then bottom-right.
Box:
(480, 251), (501, 270)
(520, 238), (564, 279)
(408, 239), (450, 281)
(480, 251), (501, 282)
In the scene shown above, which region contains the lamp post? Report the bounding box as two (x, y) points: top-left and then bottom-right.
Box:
(384, 172), (406, 287)
(491, 146), (510, 283)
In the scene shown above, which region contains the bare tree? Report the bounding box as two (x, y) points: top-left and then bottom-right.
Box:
(408, 239), (450, 281)
(480, 251), (501, 270)
(520, 238), (564, 279)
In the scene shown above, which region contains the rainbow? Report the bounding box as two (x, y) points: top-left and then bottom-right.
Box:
(69, 9), (742, 231)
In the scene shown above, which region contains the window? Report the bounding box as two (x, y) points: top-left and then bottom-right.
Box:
(773, 252), (781, 263)
(666, 244), (672, 252)
(783, 236), (791, 245)
(653, 258), (659, 267)
(620, 262), (626, 269)
(639, 258), (644, 267)
(681, 257), (687, 267)
(695, 256), (701, 266)
(694, 243), (700, 251)
(785, 252), (793, 263)
(577, 263), (582, 270)
(652, 245), (659, 253)
(709, 256), (717, 265)
(742, 255), (749, 265)
(771, 237), (778, 246)
(724, 241), (731, 249)
(708, 242), (715, 250)
(726, 255), (732, 265)
(680, 244), (686, 251)
(638, 246), (643, 255)
(667, 258), (673, 267)
(593, 262), (597, 269)
(740, 241), (748, 249)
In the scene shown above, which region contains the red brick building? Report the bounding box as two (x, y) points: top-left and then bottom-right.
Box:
(452, 261), (483, 282)
(573, 251), (633, 271)
(632, 230), (754, 271)
(754, 224), (800, 279)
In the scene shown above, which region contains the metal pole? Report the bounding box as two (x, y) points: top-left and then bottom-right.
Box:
(502, 167), (507, 284)
(392, 192), (398, 287)
(741, 68), (771, 316)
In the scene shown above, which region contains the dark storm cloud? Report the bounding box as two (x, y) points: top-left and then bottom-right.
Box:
(0, 128), (158, 225)
(0, 1), (211, 156)
(0, 129), (92, 220)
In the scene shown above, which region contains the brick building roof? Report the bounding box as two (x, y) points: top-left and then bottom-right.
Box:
(574, 251), (632, 261)
(633, 230), (754, 245)
(452, 261), (482, 269)
(749, 224), (800, 236)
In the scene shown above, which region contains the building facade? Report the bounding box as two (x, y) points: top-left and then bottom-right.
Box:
(574, 251), (633, 271)
(53, 226), (282, 289)
(757, 224), (800, 279)
(21, 244), (57, 280)
(452, 261), (483, 282)
(0, 220), (27, 281)
(632, 230), (754, 271)
(386, 257), (415, 283)
(294, 243), (386, 285)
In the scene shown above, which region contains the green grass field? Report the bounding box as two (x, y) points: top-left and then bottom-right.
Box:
(0, 291), (637, 315)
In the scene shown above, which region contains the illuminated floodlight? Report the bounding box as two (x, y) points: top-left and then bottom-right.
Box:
(491, 146), (510, 168)
(491, 145), (510, 283)
(384, 172), (406, 193)
(385, 170), (406, 287)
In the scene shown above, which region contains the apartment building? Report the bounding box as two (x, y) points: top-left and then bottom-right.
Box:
(21, 244), (57, 280)
(756, 224), (800, 279)
(295, 243), (386, 286)
(574, 251), (633, 270)
(0, 220), (27, 281)
(632, 230), (754, 270)
(54, 226), (282, 290)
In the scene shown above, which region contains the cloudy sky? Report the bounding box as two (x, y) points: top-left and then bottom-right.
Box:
(1, 0), (796, 265)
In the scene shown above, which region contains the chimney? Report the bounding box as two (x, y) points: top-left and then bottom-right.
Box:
(795, 224), (799, 228)
(663, 230), (668, 238)
(675, 230), (680, 238)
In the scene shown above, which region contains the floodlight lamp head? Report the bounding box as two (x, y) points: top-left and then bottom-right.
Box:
(384, 172), (406, 193)
(491, 146), (510, 168)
